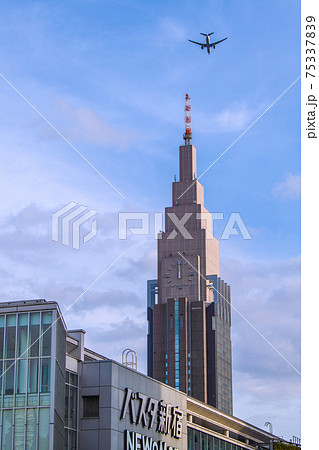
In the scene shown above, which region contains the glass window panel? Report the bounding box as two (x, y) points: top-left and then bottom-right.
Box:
(70, 372), (78, 387)
(208, 435), (214, 450)
(41, 322), (51, 357)
(16, 358), (27, 406)
(65, 384), (69, 424)
(15, 394), (26, 407)
(69, 430), (76, 449)
(40, 358), (51, 393)
(69, 386), (77, 429)
(64, 428), (68, 449)
(0, 361), (2, 395)
(40, 393), (50, 406)
(29, 313), (40, 357)
(2, 410), (13, 449)
(195, 430), (200, 450)
(38, 408), (50, 450)
(28, 359), (38, 394)
(42, 312), (52, 324)
(5, 315), (16, 358)
(213, 437), (219, 450)
(14, 409), (25, 450)
(41, 312), (52, 358)
(27, 394), (38, 407)
(0, 316), (4, 359)
(16, 359), (27, 394)
(220, 440), (225, 450)
(30, 313), (40, 325)
(201, 433), (208, 450)
(18, 314), (28, 326)
(82, 396), (99, 418)
(26, 409), (37, 450)
(7, 314), (16, 326)
(4, 361), (14, 395)
(188, 427), (194, 450)
(3, 395), (14, 408)
(17, 314), (28, 358)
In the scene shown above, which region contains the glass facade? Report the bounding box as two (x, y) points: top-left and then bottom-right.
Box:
(187, 428), (246, 450)
(207, 275), (233, 414)
(0, 306), (66, 450)
(0, 308), (61, 450)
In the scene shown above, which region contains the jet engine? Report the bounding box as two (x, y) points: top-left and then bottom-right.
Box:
(201, 46), (204, 50)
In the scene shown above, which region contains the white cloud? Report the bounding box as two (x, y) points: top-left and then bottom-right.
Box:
(0, 201), (155, 374)
(272, 174), (301, 200)
(54, 99), (137, 151)
(195, 102), (266, 133)
(222, 254), (300, 439)
(159, 18), (187, 42)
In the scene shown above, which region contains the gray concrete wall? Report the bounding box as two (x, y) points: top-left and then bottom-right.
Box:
(79, 360), (187, 450)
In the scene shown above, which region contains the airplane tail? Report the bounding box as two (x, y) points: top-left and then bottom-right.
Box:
(201, 32), (214, 36)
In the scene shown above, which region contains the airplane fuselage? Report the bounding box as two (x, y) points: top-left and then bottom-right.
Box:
(206, 35), (211, 54)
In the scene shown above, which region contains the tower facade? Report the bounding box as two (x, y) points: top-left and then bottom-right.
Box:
(147, 130), (233, 414)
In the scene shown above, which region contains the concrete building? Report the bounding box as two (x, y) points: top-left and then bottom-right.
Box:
(0, 299), (298, 450)
(147, 141), (232, 414)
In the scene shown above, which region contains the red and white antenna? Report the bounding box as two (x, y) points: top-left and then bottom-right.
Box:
(183, 93), (192, 144)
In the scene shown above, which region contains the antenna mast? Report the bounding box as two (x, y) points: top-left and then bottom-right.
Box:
(183, 93), (192, 144)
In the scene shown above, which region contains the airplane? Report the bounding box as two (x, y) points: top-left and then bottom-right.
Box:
(188, 32), (228, 54)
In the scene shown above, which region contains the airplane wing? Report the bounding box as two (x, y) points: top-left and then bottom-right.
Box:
(210, 37), (228, 47)
(188, 39), (206, 46)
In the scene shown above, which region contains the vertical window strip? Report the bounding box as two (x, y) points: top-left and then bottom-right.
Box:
(165, 354), (168, 384)
(188, 352), (191, 394)
(174, 301), (179, 389)
(65, 371), (79, 449)
(187, 301), (192, 395)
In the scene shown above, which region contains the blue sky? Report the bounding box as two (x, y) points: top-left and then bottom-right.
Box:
(0, 0), (300, 441)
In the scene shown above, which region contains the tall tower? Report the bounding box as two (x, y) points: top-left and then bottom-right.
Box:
(147, 95), (233, 414)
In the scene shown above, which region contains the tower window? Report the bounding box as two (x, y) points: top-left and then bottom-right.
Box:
(82, 396), (99, 418)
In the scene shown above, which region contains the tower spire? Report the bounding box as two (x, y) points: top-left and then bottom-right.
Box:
(183, 93), (192, 144)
